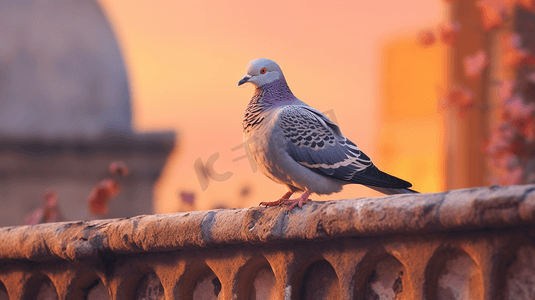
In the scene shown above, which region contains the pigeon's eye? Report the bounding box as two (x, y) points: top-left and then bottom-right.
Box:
(260, 67), (267, 74)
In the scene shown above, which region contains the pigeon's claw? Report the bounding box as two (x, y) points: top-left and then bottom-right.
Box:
(259, 200), (280, 207)
(259, 191), (294, 208)
(281, 190), (311, 211)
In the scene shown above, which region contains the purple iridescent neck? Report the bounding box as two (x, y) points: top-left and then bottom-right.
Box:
(243, 79), (295, 133)
(250, 79), (295, 107)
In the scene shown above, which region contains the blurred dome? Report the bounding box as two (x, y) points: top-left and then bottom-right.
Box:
(0, 0), (131, 139)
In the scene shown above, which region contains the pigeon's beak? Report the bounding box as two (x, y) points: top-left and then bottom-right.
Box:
(238, 74), (252, 86)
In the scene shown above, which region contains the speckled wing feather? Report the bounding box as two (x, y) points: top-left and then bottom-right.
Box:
(279, 106), (412, 189)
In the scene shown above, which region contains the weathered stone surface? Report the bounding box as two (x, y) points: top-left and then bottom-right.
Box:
(134, 272), (164, 300)
(300, 260), (339, 300)
(363, 256), (406, 300)
(504, 246), (535, 299)
(87, 280), (109, 300)
(250, 268), (277, 300)
(0, 185), (535, 299)
(192, 271), (221, 300)
(0, 185), (534, 262)
(434, 251), (483, 299)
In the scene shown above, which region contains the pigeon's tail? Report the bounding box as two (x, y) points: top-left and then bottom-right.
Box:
(368, 186), (420, 195)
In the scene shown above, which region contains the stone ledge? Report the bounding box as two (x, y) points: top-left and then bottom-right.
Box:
(0, 132), (176, 181)
(1, 184), (534, 262)
(0, 132), (176, 155)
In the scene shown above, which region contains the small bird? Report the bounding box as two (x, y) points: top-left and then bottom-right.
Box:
(239, 58), (418, 211)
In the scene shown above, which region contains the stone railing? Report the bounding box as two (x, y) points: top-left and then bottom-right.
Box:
(1, 185), (535, 300)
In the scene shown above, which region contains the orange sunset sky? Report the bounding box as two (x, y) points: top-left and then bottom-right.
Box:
(96, 0), (447, 213)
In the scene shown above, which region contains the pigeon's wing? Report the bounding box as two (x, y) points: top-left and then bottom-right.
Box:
(278, 106), (412, 189)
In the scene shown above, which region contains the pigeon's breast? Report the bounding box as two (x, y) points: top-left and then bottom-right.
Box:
(243, 108), (292, 186)
(242, 104), (264, 134)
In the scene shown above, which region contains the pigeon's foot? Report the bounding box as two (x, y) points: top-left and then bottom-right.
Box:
(281, 190), (311, 211)
(259, 191), (294, 207)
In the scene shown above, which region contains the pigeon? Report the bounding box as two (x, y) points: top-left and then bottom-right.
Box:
(238, 58), (418, 211)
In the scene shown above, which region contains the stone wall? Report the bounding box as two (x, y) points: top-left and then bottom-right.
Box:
(0, 184), (535, 299)
(0, 133), (175, 226)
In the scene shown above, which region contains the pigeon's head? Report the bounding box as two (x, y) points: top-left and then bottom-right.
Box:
(238, 58), (284, 87)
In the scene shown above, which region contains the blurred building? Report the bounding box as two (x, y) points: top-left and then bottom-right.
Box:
(444, 0), (489, 190)
(445, 1), (535, 189)
(377, 36), (446, 194)
(0, 0), (175, 226)
(379, 1), (535, 192)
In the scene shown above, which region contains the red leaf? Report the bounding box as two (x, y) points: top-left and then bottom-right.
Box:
(485, 123), (518, 157)
(503, 95), (535, 121)
(502, 33), (535, 67)
(527, 169), (535, 183)
(506, 166), (524, 185)
(504, 152), (518, 168)
(502, 95), (535, 140)
(180, 191), (196, 205)
(439, 21), (460, 46)
(88, 179), (120, 216)
(23, 189), (63, 225)
(498, 80), (515, 101)
(416, 30), (436, 47)
(23, 209), (44, 226)
(447, 86), (475, 114)
(43, 189), (59, 209)
(109, 161), (129, 177)
(477, 0), (508, 31)
(517, 0), (535, 10)
(524, 55), (535, 65)
(447, 86), (475, 118)
(464, 50), (488, 78)
(516, 117), (535, 141)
